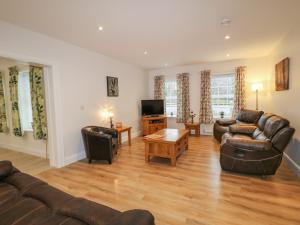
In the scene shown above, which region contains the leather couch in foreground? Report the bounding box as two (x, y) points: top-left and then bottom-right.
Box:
(0, 160), (155, 225)
(216, 110), (295, 175)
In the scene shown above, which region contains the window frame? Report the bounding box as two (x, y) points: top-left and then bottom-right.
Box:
(164, 79), (177, 118)
(211, 73), (235, 119)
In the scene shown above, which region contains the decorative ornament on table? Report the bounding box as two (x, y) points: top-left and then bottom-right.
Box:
(189, 111), (196, 124)
(116, 122), (123, 128)
(220, 111), (225, 119)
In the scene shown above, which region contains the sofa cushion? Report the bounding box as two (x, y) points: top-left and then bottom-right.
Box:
(108, 210), (155, 225)
(24, 183), (74, 212)
(232, 134), (253, 140)
(236, 109), (264, 124)
(216, 119), (236, 126)
(4, 172), (46, 194)
(58, 197), (120, 225)
(229, 125), (257, 135)
(257, 113), (274, 130)
(263, 116), (289, 138)
(255, 132), (269, 141)
(252, 128), (262, 138)
(226, 138), (272, 151)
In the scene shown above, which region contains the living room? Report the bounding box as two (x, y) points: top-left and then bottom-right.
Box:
(0, 1), (299, 225)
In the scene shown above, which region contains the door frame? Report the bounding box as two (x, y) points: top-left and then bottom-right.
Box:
(0, 50), (64, 167)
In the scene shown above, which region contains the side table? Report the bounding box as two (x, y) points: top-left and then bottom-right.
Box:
(116, 126), (132, 146)
(184, 122), (200, 137)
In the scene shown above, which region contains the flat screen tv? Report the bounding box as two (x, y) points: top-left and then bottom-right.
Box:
(141, 100), (164, 116)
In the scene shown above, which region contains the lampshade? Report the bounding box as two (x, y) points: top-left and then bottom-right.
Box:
(101, 110), (114, 119)
(251, 83), (263, 91)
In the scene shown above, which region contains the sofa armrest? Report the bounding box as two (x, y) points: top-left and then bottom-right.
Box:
(229, 125), (257, 135)
(0, 161), (13, 180)
(216, 119), (236, 126)
(226, 138), (272, 151)
(107, 210), (155, 225)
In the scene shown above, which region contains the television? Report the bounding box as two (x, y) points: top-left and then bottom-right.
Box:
(141, 100), (164, 116)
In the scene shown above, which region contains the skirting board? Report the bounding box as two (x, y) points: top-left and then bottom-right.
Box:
(283, 153), (300, 177)
(0, 142), (47, 159)
(63, 130), (141, 166)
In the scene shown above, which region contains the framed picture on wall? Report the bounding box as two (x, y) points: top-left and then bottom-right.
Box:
(275, 57), (289, 91)
(106, 76), (119, 97)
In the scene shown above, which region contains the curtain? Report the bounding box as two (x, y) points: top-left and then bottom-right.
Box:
(154, 75), (165, 99)
(30, 65), (48, 140)
(0, 72), (8, 133)
(176, 73), (190, 123)
(232, 66), (246, 118)
(9, 66), (23, 136)
(200, 70), (213, 124)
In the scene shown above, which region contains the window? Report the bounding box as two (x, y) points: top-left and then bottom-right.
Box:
(18, 71), (33, 131)
(211, 74), (235, 118)
(164, 80), (177, 117)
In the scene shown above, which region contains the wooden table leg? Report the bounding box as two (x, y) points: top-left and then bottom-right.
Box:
(128, 128), (131, 146)
(171, 145), (176, 166)
(118, 132), (122, 145)
(185, 134), (189, 151)
(145, 142), (150, 163)
(196, 127), (200, 136)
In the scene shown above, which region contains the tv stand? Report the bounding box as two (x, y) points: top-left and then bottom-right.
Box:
(144, 114), (161, 118)
(142, 116), (167, 135)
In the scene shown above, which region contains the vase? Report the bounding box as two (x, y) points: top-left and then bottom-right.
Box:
(191, 117), (194, 124)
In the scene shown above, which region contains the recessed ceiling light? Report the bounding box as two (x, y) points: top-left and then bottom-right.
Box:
(225, 35), (231, 40)
(144, 50), (148, 55)
(98, 26), (103, 31)
(226, 53), (230, 57)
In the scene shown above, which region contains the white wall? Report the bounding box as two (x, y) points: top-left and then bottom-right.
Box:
(148, 57), (272, 133)
(268, 23), (300, 172)
(0, 58), (47, 158)
(0, 21), (148, 166)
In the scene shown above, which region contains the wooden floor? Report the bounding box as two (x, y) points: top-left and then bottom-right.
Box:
(2, 136), (299, 225)
(0, 148), (50, 175)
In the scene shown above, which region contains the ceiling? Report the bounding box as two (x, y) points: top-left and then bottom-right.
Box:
(0, 0), (299, 69)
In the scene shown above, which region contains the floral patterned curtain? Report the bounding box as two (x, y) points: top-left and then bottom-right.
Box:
(154, 75), (165, 99)
(30, 65), (48, 140)
(0, 72), (8, 133)
(9, 66), (23, 136)
(232, 66), (246, 118)
(176, 73), (190, 123)
(200, 70), (213, 124)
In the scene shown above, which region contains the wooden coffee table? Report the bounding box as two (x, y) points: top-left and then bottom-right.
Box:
(144, 128), (189, 166)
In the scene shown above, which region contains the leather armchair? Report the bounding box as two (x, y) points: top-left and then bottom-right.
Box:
(220, 114), (295, 175)
(81, 126), (118, 164)
(214, 109), (264, 142)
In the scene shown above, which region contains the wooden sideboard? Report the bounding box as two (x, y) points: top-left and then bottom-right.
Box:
(142, 116), (167, 135)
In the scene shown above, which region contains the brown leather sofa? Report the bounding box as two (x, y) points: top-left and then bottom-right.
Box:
(218, 113), (295, 175)
(213, 109), (264, 142)
(0, 160), (155, 225)
(81, 126), (118, 164)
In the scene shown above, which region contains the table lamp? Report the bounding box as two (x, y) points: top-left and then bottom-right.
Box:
(101, 110), (114, 128)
